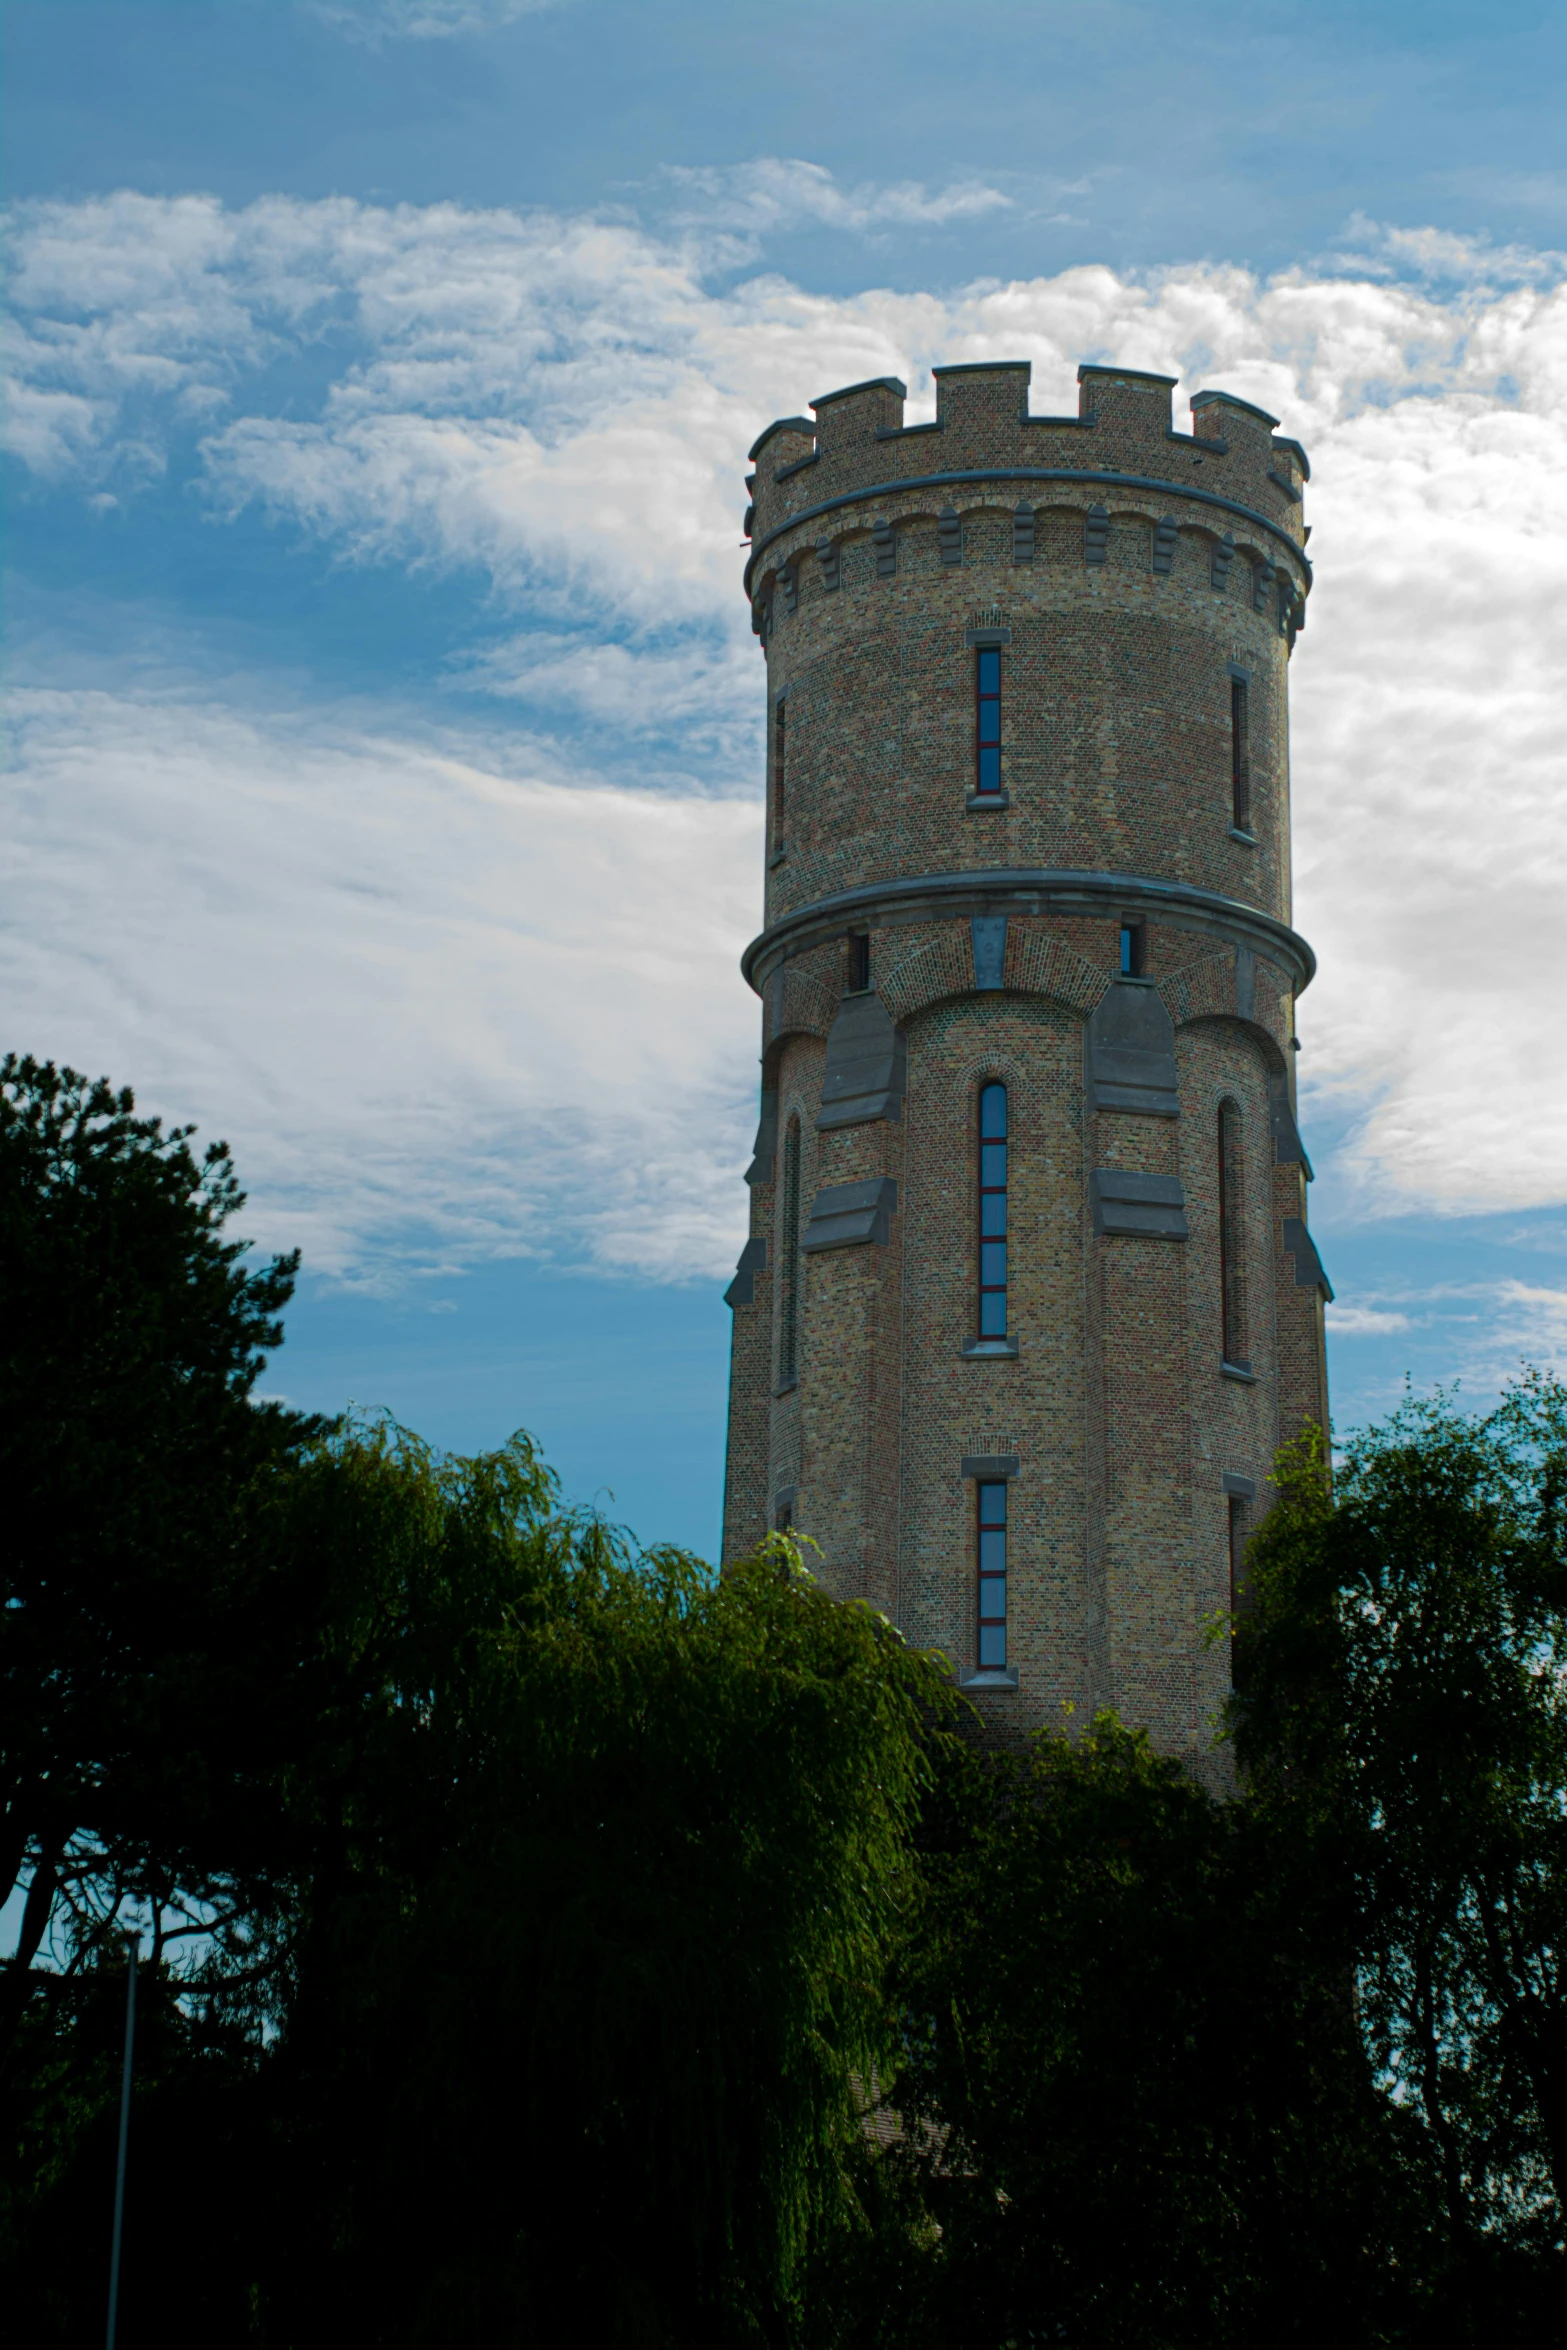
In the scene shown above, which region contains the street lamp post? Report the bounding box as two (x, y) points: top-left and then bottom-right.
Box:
(105, 1933), (138, 2350)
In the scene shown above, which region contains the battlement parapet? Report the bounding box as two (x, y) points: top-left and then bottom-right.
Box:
(745, 359), (1309, 577)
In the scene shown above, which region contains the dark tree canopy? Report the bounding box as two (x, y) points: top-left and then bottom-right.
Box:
(4, 1051), (1564, 2345)
(1234, 1381), (1567, 2303)
(0, 1055), (319, 2058)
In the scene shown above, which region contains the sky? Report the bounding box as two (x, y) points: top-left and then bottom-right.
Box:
(4, 0), (1567, 1558)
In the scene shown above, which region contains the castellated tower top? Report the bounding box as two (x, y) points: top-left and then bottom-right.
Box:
(745, 360), (1309, 619)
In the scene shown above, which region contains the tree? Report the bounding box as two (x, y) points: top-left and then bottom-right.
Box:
(1234, 1378), (1567, 2315)
(848, 1712), (1410, 2350)
(0, 1055), (319, 2064)
(247, 1418), (951, 2348)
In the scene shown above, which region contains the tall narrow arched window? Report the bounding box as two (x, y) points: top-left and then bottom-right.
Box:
(977, 1479), (1007, 1669)
(974, 647), (1002, 797)
(771, 694), (787, 853)
(1230, 672), (1251, 833)
(979, 1082), (1008, 1338)
(1217, 1099), (1248, 1368)
(779, 1115), (802, 1385)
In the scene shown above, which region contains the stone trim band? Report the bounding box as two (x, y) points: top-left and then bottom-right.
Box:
(743, 867), (1316, 995)
(745, 467), (1312, 596)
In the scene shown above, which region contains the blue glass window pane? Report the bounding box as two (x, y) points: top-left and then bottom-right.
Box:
(977, 649), (1001, 695)
(979, 1576), (1007, 1617)
(979, 1529), (1007, 1573)
(979, 1085), (1007, 1139)
(977, 701), (1001, 746)
(981, 1193), (1007, 1237)
(976, 745), (1002, 793)
(981, 1240), (1007, 1286)
(979, 1292), (1007, 1337)
(978, 1623), (1007, 1667)
(1120, 925), (1134, 976)
(978, 1483), (1007, 1522)
(981, 1142), (1007, 1186)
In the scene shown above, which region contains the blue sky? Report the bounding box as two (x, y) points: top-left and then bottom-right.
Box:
(5, 0), (1567, 1556)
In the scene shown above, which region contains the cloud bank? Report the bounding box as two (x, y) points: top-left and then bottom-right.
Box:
(4, 176), (1566, 1285)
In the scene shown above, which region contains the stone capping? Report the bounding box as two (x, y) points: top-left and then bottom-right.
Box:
(1267, 1071), (1313, 1178)
(961, 1335), (1020, 1358)
(1222, 1472), (1258, 1499)
(745, 1085), (778, 1186)
(957, 1667), (1020, 1691)
(964, 624), (1011, 646)
(971, 915), (1007, 991)
(1192, 387), (1281, 430)
(1079, 362), (1178, 389)
(961, 1454), (1020, 1480)
(1283, 1216), (1334, 1301)
(1089, 1169), (1189, 1240)
(744, 466), (1312, 596)
(816, 990), (907, 1129)
(1088, 979), (1180, 1117)
(811, 374), (909, 411)
(724, 1236), (768, 1310)
(801, 1177), (898, 1253)
(747, 416), (815, 462)
(743, 868), (1316, 997)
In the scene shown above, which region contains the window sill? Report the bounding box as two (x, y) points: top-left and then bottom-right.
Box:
(768, 847), (788, 868)
(772, 1376), (799, 1396)
(1221, 1359), (1256, 1384)
(1228, 827), (1258, 845)
(965, 790), (1010, 812)
(957, 1668), (1019, 1691)
(962, 1337), (1019, 1359)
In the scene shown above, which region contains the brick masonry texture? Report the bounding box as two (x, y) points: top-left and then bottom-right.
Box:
(721, 361), (1329, 1762)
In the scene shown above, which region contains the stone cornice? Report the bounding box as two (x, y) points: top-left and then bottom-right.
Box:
(744, 468), (1310, 600)
(742, 868), (1316, 996)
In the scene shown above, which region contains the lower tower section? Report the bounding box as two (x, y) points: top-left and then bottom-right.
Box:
(722, 891), (1330, 1753)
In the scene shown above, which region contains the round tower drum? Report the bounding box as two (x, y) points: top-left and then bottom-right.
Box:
(721, 359), (1329, 1759)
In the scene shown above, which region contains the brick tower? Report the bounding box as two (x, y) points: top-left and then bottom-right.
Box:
(720, 360), (1330, 1756)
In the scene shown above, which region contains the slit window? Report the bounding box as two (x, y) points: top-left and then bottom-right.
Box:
(1230, 675), (1251, 832)
(1228, 1494), (1249, 1628)
(977, 1480), (1008, 1669)
(979, 1082), (1008, 1339)
(1120, 921), (1146, 977)
(772, 697), (787, 850)
(847, 932), (871, 993)
(779, 1116), (802, 1384)
(975, 647), (1002, 797)
(1218, 1100), (1248, 1368)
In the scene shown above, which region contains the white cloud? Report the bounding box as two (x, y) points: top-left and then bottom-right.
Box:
(657, 159), (1013, 239)
(303, 0), (562, 39)
(6, 180), (1567, 1272)
(1324, 1304), (1413, 1337)
(1, 688), (761, 1282)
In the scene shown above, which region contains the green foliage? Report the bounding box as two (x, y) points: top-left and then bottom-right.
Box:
(0, 1054), (320, 2060)
(847, 1713), (1408, 2349)
(1233, 1378), (1567, 2298)
(7, 1052), (1564, 2342)
(254, 1415), (952, 2347)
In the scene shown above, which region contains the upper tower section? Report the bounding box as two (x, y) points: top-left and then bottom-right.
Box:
(746, 363), (1308, 562)
(743, 361), (1311, 940)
